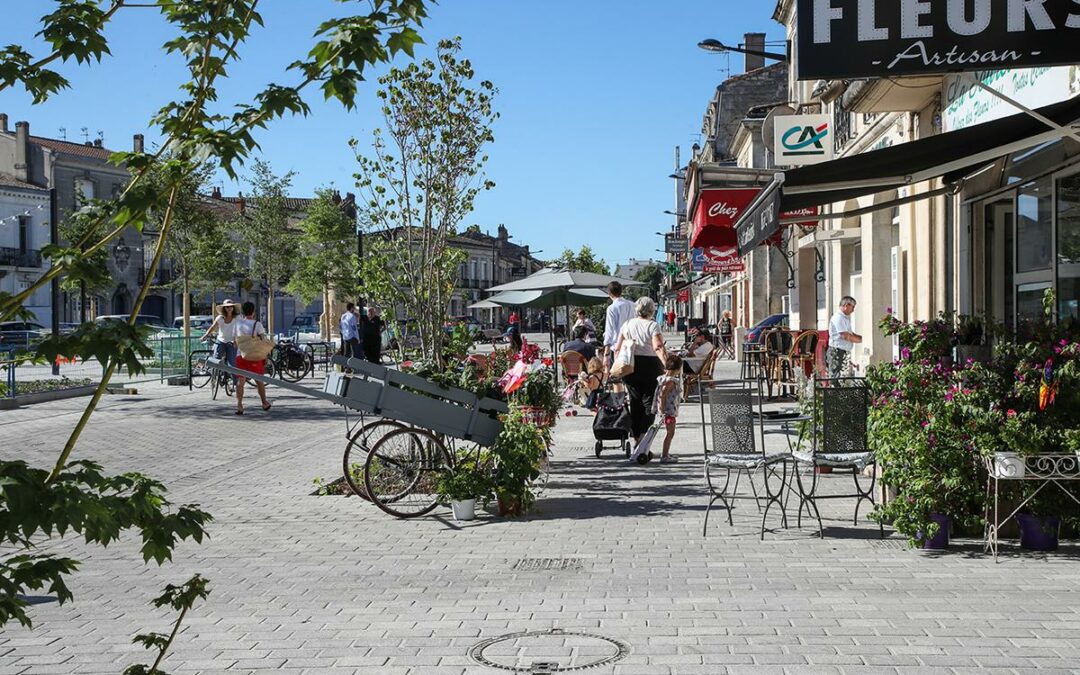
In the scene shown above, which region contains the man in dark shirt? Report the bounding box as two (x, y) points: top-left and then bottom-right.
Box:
(561, 325), (596, 361)
(360, 306), (385, 364)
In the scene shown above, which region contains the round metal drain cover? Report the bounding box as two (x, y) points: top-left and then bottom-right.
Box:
(468, 628), (629, 672)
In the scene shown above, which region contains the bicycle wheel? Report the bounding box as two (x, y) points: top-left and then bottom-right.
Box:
(278, 349), (308, 382)
(211, 371), (221, 400)
(224, 373), (235, 397)
(189, 353), (212, 389)
(263, 359), (277, 379)
(363, 427), (451, 518)
(342, 419), (408, 501)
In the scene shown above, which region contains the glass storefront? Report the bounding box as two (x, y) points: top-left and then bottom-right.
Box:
(1057, 173), (1080, 321)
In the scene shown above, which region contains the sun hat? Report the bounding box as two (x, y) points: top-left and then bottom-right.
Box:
(219, 299), (238, 311)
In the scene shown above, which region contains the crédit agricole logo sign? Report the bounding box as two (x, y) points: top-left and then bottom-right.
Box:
(796, 0), (1080, 80)
(773, 114), (833, 166)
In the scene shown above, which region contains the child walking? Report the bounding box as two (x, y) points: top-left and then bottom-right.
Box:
(654, 353), (682, 463)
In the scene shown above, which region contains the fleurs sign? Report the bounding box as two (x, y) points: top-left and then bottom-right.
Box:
(773, 114), (833, 166)
(796, 0), (1080, 80)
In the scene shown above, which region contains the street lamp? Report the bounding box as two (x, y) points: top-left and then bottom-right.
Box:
(697, 38), (788, 62)
(663, 210), (686, 218)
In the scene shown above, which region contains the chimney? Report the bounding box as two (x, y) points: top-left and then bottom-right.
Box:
(211, 186), (221, 199)
(14, 121), (29, 182)
(0, 114), (7, 134)
(237, 193), (245, 214)
(93, 138), (103, 148)
(133, 134), (144, 153)
(744, 32), (766, 72)
(497, 224), (509, 242)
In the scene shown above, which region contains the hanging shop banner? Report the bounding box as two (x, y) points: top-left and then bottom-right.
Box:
(677, 289), (690, 303)
(796, 0), (1080, 80)
(702, 245), (745, 274)
(690, 188), (760, 249)
(690, 248), (706, 272)
(664, 233), (689, 254)
(773, 115), (833, 166)
(781, 206), (820, 228)
(735, 178), (783, 256)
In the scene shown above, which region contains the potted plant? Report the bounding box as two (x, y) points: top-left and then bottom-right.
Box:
(511, 367), (560, 428)
(490, 410), (548, 516)
(954, 313), (992, 365)
(435, 456), (492, 522)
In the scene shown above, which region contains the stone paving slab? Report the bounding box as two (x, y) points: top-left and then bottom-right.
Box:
(1, 362), (1080, 674)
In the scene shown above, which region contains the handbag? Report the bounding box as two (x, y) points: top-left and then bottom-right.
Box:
(236, 321), (274, 360)
(609, 340), (635, 380)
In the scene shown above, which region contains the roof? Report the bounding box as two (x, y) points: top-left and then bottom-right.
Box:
(218, 195), (314, 212)
(29, 135), (115, 161)
(0, 172), (47, 192)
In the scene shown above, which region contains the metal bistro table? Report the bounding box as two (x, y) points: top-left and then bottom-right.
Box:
(984, 453), (1080, 562)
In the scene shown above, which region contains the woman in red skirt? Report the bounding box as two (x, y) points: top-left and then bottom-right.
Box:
(233, 301), (272, 415)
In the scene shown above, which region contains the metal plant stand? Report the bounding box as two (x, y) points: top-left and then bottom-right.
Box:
(984, 454), (1080, 562)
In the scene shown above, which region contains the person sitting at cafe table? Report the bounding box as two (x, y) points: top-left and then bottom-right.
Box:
(682, 328), (715, 374)
(562, 325), (596, 361)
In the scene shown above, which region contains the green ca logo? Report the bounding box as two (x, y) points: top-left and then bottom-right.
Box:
(781, 123), (829, 156)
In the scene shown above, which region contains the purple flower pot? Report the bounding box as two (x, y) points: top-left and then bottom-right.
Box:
(1017, 514), (1060, 551)
(919, 513), (951, 550)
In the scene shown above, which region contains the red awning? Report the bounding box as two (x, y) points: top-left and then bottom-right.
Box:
(690, 188), (759, 249)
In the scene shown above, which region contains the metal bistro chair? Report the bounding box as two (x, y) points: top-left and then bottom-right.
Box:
(702, 378), (790, 540)
(792, 377), (883, 538)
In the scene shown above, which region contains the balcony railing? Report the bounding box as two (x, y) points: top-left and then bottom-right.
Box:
(0, 247), (42, 268)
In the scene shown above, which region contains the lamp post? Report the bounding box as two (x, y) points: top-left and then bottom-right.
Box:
(697, 38), (788, 62)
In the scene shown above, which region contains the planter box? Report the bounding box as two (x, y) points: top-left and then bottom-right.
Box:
(991, 452), (1025, 479)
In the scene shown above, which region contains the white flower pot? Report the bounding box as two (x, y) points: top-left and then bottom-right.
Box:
(451, 499), (477, 521)
(992, 452), (1025, 479)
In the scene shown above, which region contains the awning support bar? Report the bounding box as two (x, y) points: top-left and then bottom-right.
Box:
(969, 73), (1080, 146)
(777, 182), (959, 225)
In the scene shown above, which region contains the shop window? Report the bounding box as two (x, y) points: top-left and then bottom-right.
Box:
(1056, 173), (1080, 321)
(1016, 178), (1052, 273)
(1017, 282), (1052, 338)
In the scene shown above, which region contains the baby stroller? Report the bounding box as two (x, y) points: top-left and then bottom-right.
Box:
(592, 385), (633, 458)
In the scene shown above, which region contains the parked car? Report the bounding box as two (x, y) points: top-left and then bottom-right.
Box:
(172, 315), (214, 332)
(744, 313), (789, 344)
(291, 314), (320, 333)
(445, 315), (482, 336)
(0, 320), (48, 349)
(95, 314), (168, 332)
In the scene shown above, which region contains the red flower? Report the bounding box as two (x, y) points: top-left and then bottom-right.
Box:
(1006, 409), (1017, 418)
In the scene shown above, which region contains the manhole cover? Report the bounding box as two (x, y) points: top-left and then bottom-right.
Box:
(468, 628), (629, 672)
(512, 557), (584, 571)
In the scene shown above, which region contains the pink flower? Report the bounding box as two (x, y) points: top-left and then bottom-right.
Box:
(1007, 409), (1017, 418)
(900, 347), (911, 359)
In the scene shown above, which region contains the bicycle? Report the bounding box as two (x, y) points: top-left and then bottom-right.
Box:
(269, 338), (312, 382)
(190, 341), (235, 398)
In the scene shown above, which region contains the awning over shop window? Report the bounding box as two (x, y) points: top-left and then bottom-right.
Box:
(734, 93), (1080, 255)
(690, 188), (759, 249)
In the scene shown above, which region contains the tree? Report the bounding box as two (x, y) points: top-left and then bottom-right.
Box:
(628, 264), (662, 301)
(58, 196), (111, 323)
(286, 189), (359, 339)
(0, 0), (431, 632)
(149, 161), (236, 338)
(353, 37), (497, 365)
(556, 245), (609, 275)
(236, 160), (297, 335)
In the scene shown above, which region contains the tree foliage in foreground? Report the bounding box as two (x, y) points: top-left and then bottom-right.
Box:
(0, 0), (431, 636)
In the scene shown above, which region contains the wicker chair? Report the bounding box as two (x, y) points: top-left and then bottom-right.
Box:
(682, 347), (719, 401)
(774, 330), (818, 398)
(558, 350), (587, 387)
(703, 382), (790, 539)
(792, 377), (882, 538)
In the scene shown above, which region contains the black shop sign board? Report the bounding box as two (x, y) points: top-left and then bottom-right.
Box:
(797, 0), (1080, 80)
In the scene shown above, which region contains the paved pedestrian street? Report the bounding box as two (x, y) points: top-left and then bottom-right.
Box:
(3, 361), (1080, 674)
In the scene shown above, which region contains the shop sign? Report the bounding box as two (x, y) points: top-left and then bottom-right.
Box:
(773, 115), (833, 166)
(702, 245), (744, 274)
(690, 247), (706, 272)
(677, 289), (690, 303)
(691, 188), (760, 249)
(780, 206), (820, 228)
(943, 65), (1080, 131)
(736, 180), (783, 255)
(664, 233), (689, 254)
(796, 0), (1080, 80)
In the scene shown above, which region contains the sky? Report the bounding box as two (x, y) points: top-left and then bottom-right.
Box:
(0, 1), (785, 267)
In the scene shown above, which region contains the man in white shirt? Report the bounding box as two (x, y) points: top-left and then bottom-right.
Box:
(682, 329), (715, 374)
(603, 281), (635, 364)
(827, 296), (862, 379)
(339, 302), (361, 360)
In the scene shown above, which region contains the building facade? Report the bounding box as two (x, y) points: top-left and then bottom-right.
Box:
(0, 173), (50, 324)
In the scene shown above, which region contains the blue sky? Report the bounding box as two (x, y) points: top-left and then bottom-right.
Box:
(1, 1), (783, 267)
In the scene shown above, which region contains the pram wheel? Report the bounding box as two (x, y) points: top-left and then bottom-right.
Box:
(594, 440), (603, 457)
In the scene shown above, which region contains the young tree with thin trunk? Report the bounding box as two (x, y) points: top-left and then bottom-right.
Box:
(236, 159), (296, 335)
(352, 37), (497, 366)
(286, 189), (359, 339)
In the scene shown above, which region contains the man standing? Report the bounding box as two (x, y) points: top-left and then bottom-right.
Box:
(602, 281), (635, 364)
(827, 296), (862, 379)
(361, 306), (384, 364)
(339, 302), (361, 360)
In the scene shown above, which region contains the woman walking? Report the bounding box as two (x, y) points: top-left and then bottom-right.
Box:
(233, 301), (272, 415)
(609, 296), (668, 442)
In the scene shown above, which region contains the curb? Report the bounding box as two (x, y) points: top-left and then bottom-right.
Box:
(0, 385), (100, 410)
